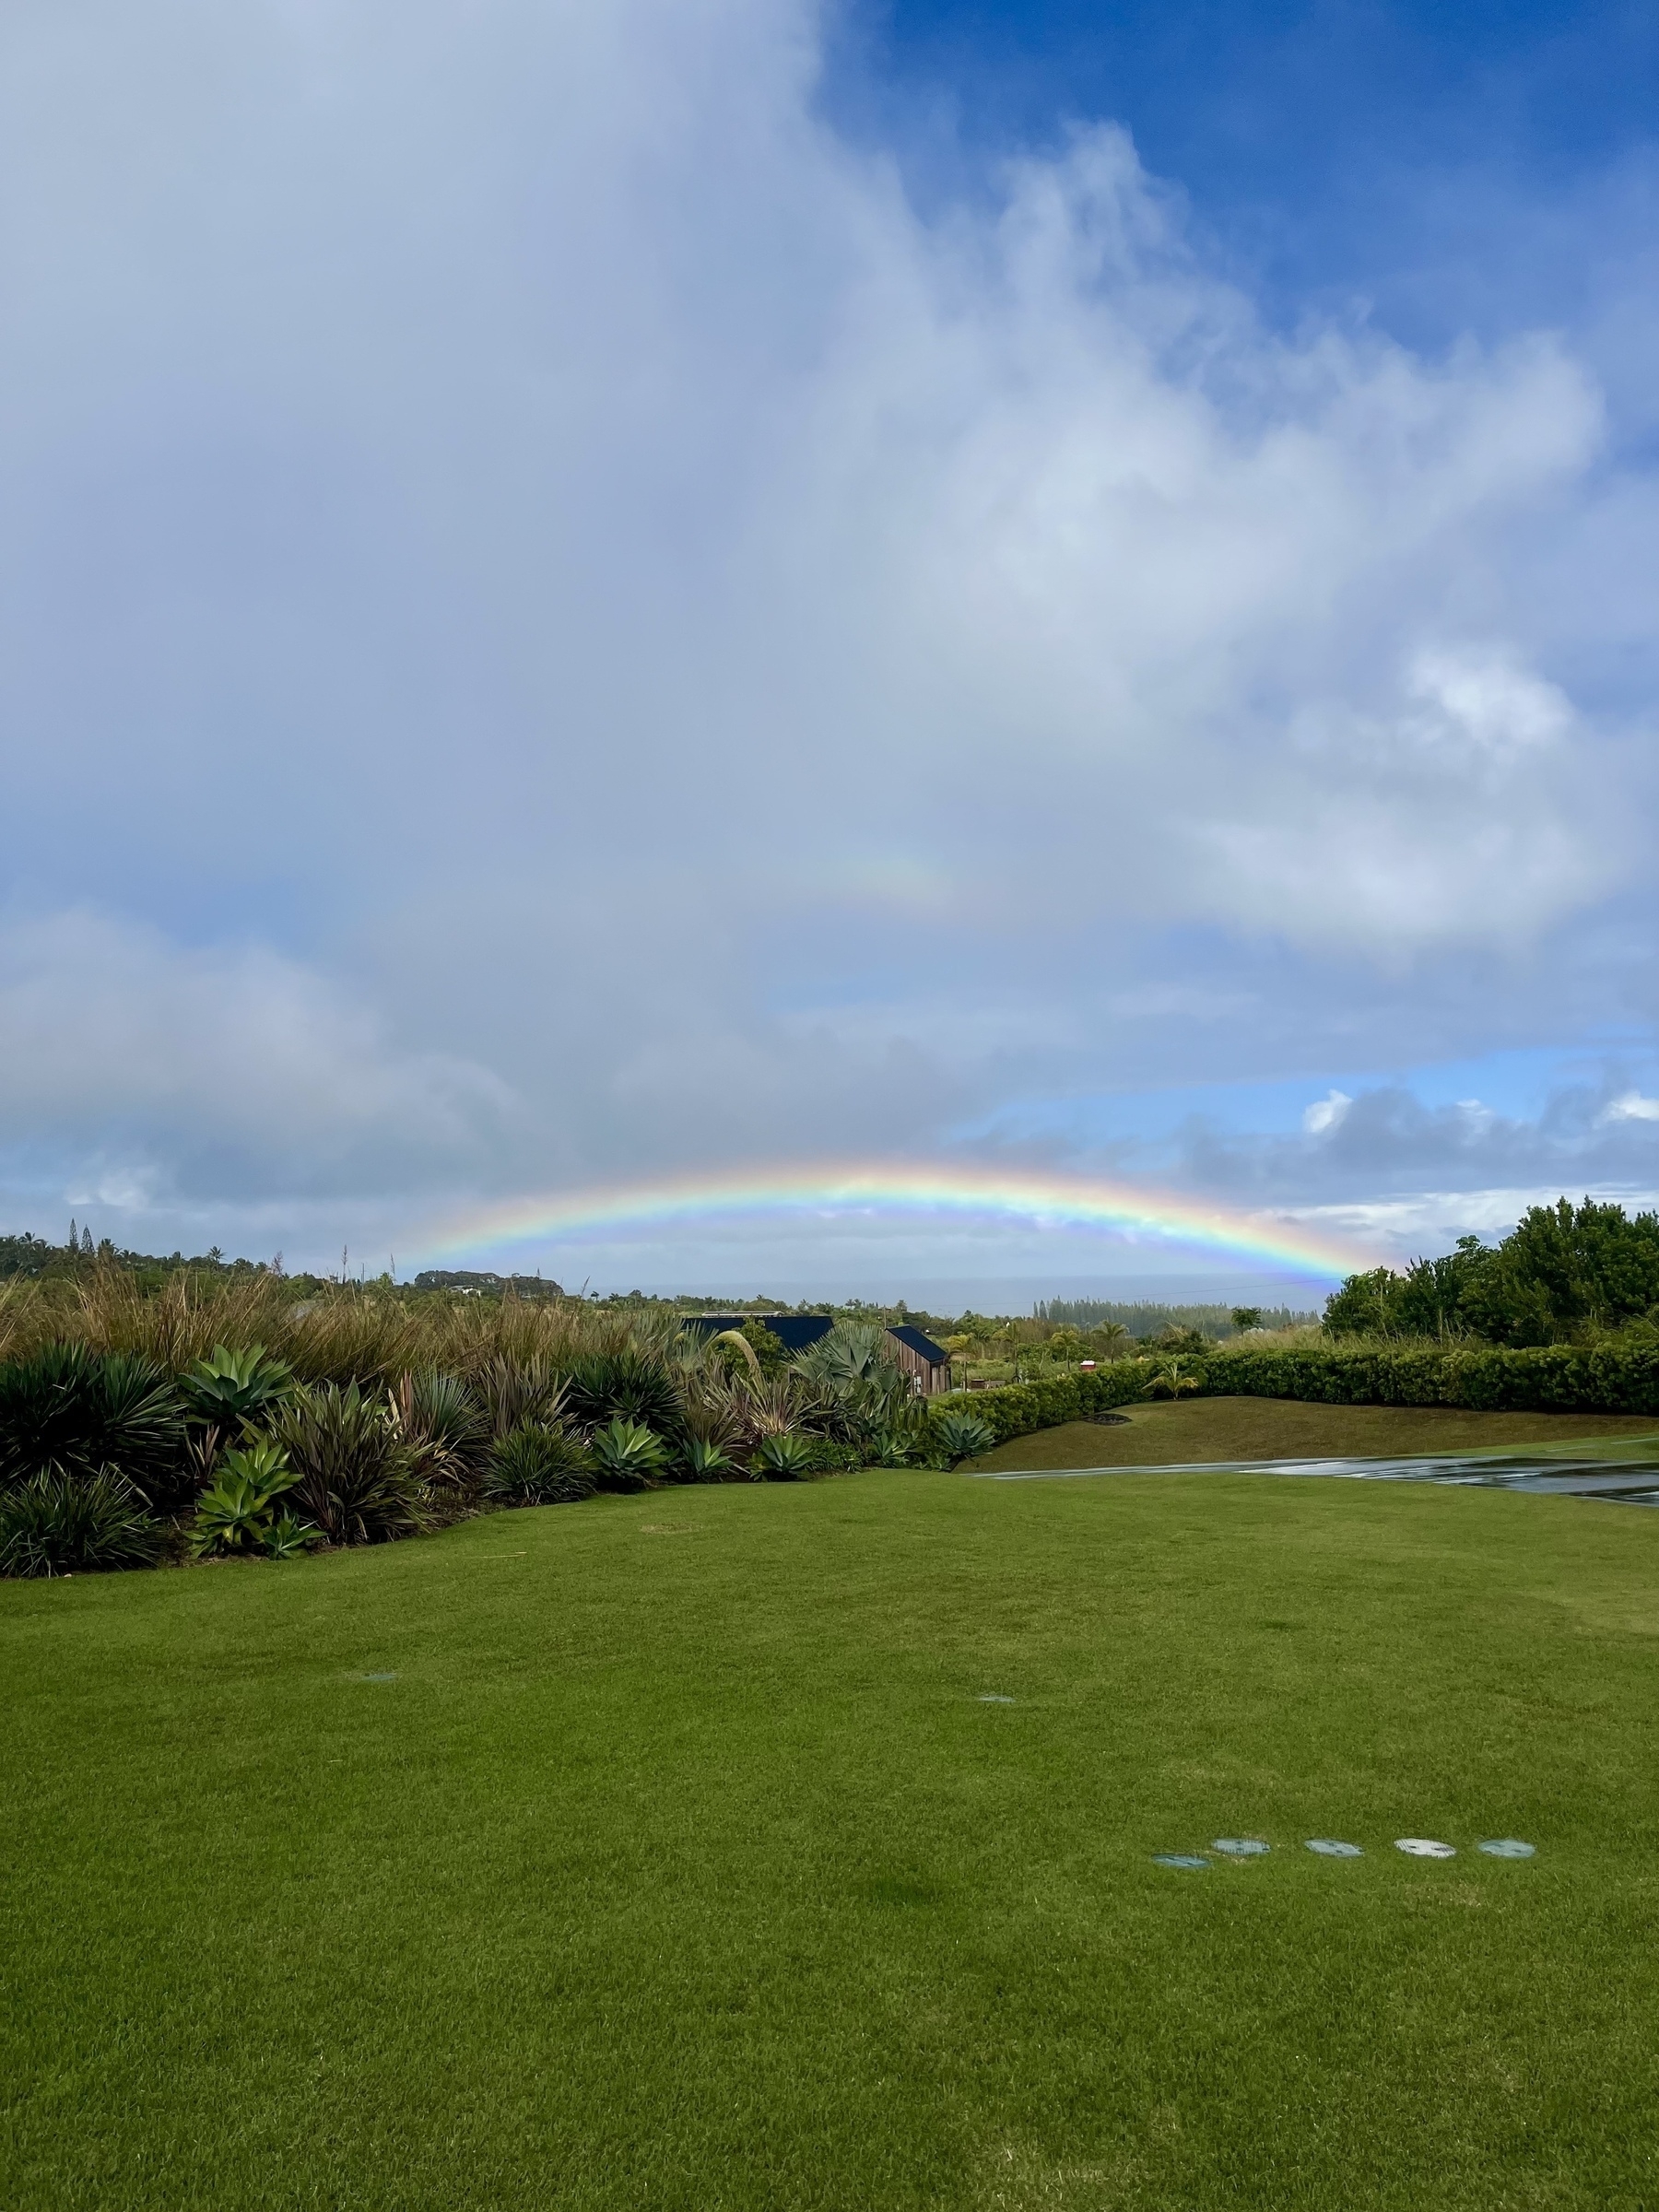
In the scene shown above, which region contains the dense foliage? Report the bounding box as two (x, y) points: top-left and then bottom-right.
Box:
(1325, 1199), (1659, 1347)
(1196, 1338), (1659, 1415)
(0, 1277), (960, 1575)
(922, 1363), (1149, 1451)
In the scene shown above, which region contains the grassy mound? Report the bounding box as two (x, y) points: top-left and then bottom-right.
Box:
(4, 1469), (1656, 2209)
(964, 1394), (1659, 1471)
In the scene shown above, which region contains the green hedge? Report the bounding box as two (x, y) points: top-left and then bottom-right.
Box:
(924, 1362), (1150, 1450)
(1193, 1343), (1659, 1416)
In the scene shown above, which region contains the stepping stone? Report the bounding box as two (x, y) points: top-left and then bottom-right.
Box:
(1305, 1839), (1363, 1857)
(1212, 1839), (1269, 1856)
(1477, 1839), (1535, 1858)
(1394, 1838), (1455, 1857)
(1152, 1854), (1210, 1870)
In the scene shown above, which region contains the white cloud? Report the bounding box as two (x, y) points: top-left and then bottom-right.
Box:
(0, 910), (518, 1189)
(1602, 1090), (1659, 1124)
(0, 0), (1652, 1263)
(1303, 1089), (1353, 1135)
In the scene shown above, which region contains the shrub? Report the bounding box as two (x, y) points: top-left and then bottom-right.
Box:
(391, 1368), (489, 1490)
(0, 1343), (188, 1510)
(588, 1418), (667, 1491)
(934, 1410), (994, 1463)
(922, 1361), (1150, 1454)
(181, 1345), (294, 1434)
(563, 1353), (683, 1438)
(481, 1422), (596, 1505)
(751, 1430), (817, 1479)
(1146, 1357), (1202, 1399)
(476, 1355), (565, 1441)
(1194, 1339), (1659, 1415)
(0, 1470), (165, 1578)
(267, 1384), (427, 1545)
(189, 1439), (302, 1558)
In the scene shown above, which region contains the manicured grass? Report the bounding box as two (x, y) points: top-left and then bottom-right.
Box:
(4, 1468), (1658, 2210)
(967, 1394), (1659, 1471)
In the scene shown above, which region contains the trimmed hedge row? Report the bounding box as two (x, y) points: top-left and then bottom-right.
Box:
(924, 1341), (1659, 1457)
(1192, 1343), (1659, 1416)
(924, 1361), (1151, 1449)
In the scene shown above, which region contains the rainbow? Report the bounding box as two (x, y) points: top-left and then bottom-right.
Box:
(418, 1163), (1378, 1280)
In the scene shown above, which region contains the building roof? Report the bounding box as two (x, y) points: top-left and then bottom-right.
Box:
(685, 1313), (834, 1350)
(887, 1323), (948, 1365)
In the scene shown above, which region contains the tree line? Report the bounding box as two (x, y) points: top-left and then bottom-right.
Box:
(1324, 1198), (1659, 1347)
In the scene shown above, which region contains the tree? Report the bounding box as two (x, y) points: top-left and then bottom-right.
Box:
(1323, 1268), (1402, 1336)
(1464, 1200), (1659, 1345)
(1230, 1307), (1263, 1334)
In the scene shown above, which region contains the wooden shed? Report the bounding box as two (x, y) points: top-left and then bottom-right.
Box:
(885, 1324), (951, 1396)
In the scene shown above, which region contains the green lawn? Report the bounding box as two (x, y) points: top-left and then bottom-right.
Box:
(5, 1465), (1657, 2210)
(966, 1393), (1659, 1471)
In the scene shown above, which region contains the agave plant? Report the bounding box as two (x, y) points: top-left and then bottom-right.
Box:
(268, 1384), (427, 1546)
(181, 1344), (294, 1435)
(262, 1513), (320, 1560)
(679, 1435), (734, 1480)
(0, 1469), (165, 1578)
(0, 1343), (188, 1510)
(869, 1427), (920, 1466)
(751, 1430), (817, 1480)
(481, 1422), (596, 1505)
(587, 1417), (667, 1492)
(189, 1438), (301, 1558)
(933, 1410), (994, 1464)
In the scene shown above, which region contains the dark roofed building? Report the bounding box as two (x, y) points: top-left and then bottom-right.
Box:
(687, 1313), (951, 1394)
(886, 1324), (951, 1396)
(685, 1314), (833, 1351)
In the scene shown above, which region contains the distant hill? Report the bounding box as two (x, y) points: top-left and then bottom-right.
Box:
(411, 1269), (563, 1299)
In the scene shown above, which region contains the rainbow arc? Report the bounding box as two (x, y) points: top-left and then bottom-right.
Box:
(421, 1162), (1376, 1279)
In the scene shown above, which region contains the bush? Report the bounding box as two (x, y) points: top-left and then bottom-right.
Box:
(0, 1343), (188, 1510)
(392, 1368), (489, 1491)
(588, 1417), (667, 1491)
(934, 1410), (994, 1463)
(481, 1422), (596, 1505)
(181, 1344), (294, 1435)
(267, 1384), (427, 1545)
(476, 1355), (564, 1441)
(0, 1470), (165, 1578)
(562, 1352), (684, 1439)
(751, 1430), (817, 1479)
(1194, 1339), (1659, 1415)
(1146, 1357), (1202, 1399)
(924, 1362), (1149, 1454)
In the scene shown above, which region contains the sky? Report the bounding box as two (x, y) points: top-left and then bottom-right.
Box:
(1, 0), (1655, 1300)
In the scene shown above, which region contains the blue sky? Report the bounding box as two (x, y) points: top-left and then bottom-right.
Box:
(0, 0), (1655, 1297)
